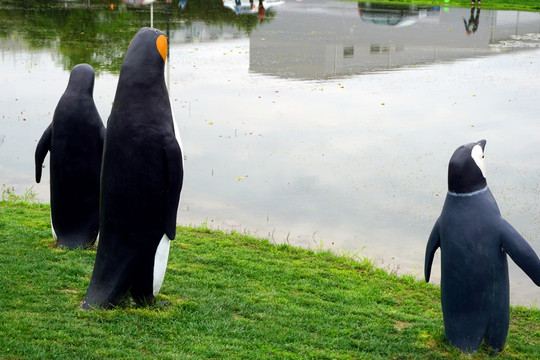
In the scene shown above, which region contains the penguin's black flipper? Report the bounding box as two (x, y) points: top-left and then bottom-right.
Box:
(164, 139), (183, 240)
(425, 219), (441, 283)
(35, 124), (52, 183)
(500, 219), (540, 286)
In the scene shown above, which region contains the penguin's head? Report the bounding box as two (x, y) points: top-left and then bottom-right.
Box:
(448, 140), (487, 194)
(120, 27), (167, 83)
(66, 63), (95, 96)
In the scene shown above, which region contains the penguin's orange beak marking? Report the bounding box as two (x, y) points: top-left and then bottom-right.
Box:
(156, 35), (167, 62)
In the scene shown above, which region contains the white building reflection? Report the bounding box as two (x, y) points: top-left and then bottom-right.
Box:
(165, 1), (539, 79)
(248, 2), (540, 79)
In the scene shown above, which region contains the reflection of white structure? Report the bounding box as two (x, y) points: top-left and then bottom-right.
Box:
(249, 2), (540, 79)
(123, 0), (157, 4)
(168, 22), (246, 45)
(358, 2), (440, 28)
(123, 0), (158, 27)
(161, 1), (540, 79)
(222, 0), (284, 15)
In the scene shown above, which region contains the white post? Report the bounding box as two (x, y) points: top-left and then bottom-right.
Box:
(151, 3), (154, 28)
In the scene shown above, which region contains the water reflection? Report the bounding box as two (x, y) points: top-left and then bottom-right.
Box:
(123, 0), (158, 27)
(0, 0), (275, 73)
(249, 1), (540, 80)
(1, 0), (540, 306)
(123, 0), (157, 4)
(463, 3), (481, 35)
(222, 0), (284, 21)
(358, 2), (440, 27)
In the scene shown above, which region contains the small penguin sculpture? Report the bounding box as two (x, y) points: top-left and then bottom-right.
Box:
(35, 63), (104, 249)
(83, 28), (183, 309)
(425, 140), (540, 352)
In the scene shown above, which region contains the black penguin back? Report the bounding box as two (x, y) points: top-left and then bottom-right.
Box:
(40, 63), (105, 249)
(84, 28), (183, 309)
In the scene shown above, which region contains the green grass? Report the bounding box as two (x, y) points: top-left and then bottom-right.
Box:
(347, 0), (540, 12)
(0, 202), (539, 359)
(1, 184), (38, 203)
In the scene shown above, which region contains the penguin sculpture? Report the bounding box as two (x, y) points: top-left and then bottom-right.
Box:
(83, 28), (183, 309)
(425, 140), (540, 352)
(35, 63), (105, 249)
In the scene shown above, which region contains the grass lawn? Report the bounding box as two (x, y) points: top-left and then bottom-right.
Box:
(346, 0), (540, 12)
(0, 201), (539, 359)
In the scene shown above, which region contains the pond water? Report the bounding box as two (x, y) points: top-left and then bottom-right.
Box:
(1, 0), (540, 306)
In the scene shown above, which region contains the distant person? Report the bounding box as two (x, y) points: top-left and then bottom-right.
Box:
(235, 0), (242, 16)
(258, 0), (266, 23)
(464, 2), (481, 35)
(178, 0), (187, 10)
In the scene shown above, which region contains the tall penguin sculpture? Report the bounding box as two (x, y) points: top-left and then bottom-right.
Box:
(425, 140), (540, 352)
(35, 63), (104, 249)
(83, 28), (183, 309)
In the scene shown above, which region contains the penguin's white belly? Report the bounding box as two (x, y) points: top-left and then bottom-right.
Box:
(51, 217), (58, 240)
(171, 111), (184, 167)
(153, 234), (171, 296)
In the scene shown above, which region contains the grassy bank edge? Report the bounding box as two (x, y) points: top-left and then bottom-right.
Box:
(0, 200), (539, 359)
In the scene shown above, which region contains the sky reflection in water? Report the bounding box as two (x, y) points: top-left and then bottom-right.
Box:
(1, 0), (540, 306)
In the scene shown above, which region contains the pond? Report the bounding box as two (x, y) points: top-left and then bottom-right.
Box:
(1, 0), (540, 306)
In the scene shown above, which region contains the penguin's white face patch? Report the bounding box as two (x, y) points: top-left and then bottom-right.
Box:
(471, 144), (486, 178)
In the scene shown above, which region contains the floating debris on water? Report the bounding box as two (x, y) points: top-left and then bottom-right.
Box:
(490, 33), (540, 48)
